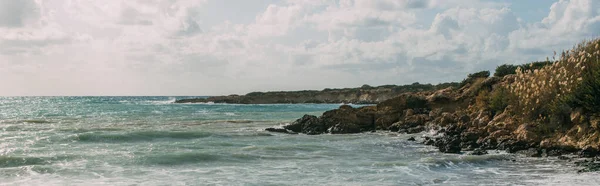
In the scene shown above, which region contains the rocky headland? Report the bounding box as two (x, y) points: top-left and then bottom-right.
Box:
(175, 83), (459, 104)
(266, 38), (600, 172)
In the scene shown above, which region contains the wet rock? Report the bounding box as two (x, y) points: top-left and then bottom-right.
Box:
(436, 135), (461, 154)
(284, 114), (325, 135)
(498, 140), (530, 153)
(576, 160), (600, 173)
(329, 123), (361, 134)
(517, 148), (542, 157)
(388, 121), (404, 132)
(406, 126), (425, 134)
(558, 156), (570, 160)
(424, 138), (435, 145)
(468, 148), (488, 155)
(265, 128), (298, 134)
(460, 132), (481, 150)
(407, 137), (416, 141)
(579, 147), (599, 158)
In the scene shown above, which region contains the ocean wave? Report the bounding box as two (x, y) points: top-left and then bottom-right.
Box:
(17, 120), (54, 124)
(0, 155), (73, 168)
(138, 152), (222, 165)
(420, 153), (513, 167)
(72, 131), (216, 143)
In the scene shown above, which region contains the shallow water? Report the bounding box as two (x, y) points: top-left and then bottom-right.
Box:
(0, 97), (598, 185)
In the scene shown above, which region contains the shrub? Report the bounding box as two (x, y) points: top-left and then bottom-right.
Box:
(506, 38), (600, 121)
(468, 71), (490, 78)
(567, 42), (600, 115)
(489, 87), (510, 115)
(494, 64), (518, 77)
(494, 61), (554, 77)
(475, 89), (490, 110)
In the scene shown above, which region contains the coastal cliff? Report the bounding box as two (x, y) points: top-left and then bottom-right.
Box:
(268, 38), (600, 171)
(175, 83), (459, 104)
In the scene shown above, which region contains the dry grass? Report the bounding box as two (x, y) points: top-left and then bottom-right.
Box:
(506, 38), (600, 121)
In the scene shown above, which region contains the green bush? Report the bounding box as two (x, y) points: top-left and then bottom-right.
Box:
(494, 61), (554, 77)
(494, 64), (518, 77)
(568, 56), (600, 115)
(468, 71), (490, 78)
(489, 87), (510, 115)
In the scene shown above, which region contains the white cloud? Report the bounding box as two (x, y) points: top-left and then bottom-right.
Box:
(0, 0), (599, 96)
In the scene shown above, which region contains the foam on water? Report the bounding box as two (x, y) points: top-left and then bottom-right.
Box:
(0, 97), (597, 185)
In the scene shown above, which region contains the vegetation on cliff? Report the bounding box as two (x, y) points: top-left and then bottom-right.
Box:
(176, 82), (460, 104)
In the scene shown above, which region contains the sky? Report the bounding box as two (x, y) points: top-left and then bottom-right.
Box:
(0, 0), (599, 96)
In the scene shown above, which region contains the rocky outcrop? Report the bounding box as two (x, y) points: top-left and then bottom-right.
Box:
(175, 83), (459, 104)
(267, 73), (600, 163)
(278, 105), (377, 135)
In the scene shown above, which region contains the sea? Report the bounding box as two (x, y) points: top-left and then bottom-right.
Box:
(1, 96), (599, 185)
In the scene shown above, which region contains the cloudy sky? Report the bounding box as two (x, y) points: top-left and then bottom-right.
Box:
(0, 0), (598, 96)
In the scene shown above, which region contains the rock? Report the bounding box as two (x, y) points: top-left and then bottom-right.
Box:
(436, 135), (462, 154)
(517, 148), (542, 157)
(388, 121), (403, 132)
(469, 148), (488, 155)
(426, 87), (454, 104)
(478, 138), (498, 150)
(318, 105), (376, 134)
(404, 109), (415, 117)
(265, 128), (297, 134)
(438, 112), (457, 126)
(407, 126), (425, 134)
(424, 138), (435, 145)
(329, 123), (361, 134)
(579, 147), (599, 158)
(460, 131), (481, 150)
(498, 140), (531, 153)
(558, 156), (570, 160)
(284, 114), (325, 134)
(407, 137), (416, 141)
(576, 160), (600, 173)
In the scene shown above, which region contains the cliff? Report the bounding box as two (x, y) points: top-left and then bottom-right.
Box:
(175, 83), (459, 104)
(267, 38), (600, 172)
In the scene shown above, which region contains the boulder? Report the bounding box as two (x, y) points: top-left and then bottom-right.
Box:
(579, 147), (599, 158)
(284, 115), (325, 135)
(265, 128), (297, 134)
(468, 148), (488, 155)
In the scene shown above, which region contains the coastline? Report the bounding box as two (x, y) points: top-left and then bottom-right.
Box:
(261, 39), (600, 172)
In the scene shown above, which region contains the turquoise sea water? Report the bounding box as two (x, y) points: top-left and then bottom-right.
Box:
(1, 97), (599, 185)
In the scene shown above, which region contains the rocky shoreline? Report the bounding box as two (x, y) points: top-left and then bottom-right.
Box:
(175, 83), (458, 104)
(266, 74), (600, 172)
(264, 37), (600, 173)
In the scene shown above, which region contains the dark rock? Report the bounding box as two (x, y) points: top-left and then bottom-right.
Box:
(498, 140), (530, 153)
(406, 126), (425, 134)
(407, 137), (416, 141)
(265, 128), (297, 134)
(460, 132), (481, 150)
(576, 160), (600, 173)
(579, 147), (599, 158)
(517, 148), (542, 157)
(558, 156), (570, 160)
(387, 121), (403, 132)
(469, 148), (488, 155)
(284, 114), (325, 134)
(424, 139), (435, 145)
(478, 138), (498, 150)
(436, 135), (461, 154)
(329, 123), (361, 134)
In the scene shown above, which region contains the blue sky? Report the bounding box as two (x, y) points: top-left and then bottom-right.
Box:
(0, 0), (599, 96)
